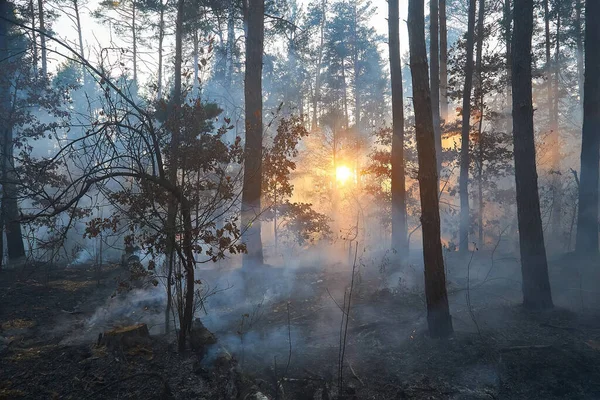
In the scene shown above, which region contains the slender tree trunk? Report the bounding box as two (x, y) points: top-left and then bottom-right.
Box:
(512, 0), (553, 309)
(225, 0), (235, 91)
(241, 0), (265, 267)
(341, 54), (349, 129)
(312, 0), (326, 131)
(407, 0), (453, 338)
(167, 0), (185, 340)
(193, 29), (199, 97)
(575, 0), (584, 113)
(550, 5), (561, 243)
(132, 1), (137, 84)
(475, 0), (484, 247)
(504, 0), (512, 98)
(352, 2), (360, 133)
(29, 0), (37, 75)
(459, 0), (476, 255)
(430, 0), (442, 173)
(439, 0), (448, 122)
(575, 0), (600, 256)
(389, 0), (408, 257)
(157, 1), (164, 100)
(37, 0), (47, 76)
(73, 0), (87, 86)
(178, 200), (196, 353)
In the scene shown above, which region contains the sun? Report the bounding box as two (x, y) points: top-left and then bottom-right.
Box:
(336, 165), (353, 185)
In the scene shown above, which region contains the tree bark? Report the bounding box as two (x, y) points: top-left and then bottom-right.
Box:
(29, 0), (37, 75)
(312, 0), (326, 131)
(439, 0), (448, 122)
(167, 0), (184, 340)
(241, 0), (265, 267)
(0, 2), (26, 262)
(132, 0), (137, 84)
(37, 0), (47, 76)
(475, 0), (485, 247)
(575, 0), (600, 256)
(157, 0), (164, 100)
(459, 0), (476, 255)
(352, 2), (361, 132)
(511, 0), (553, 309)
(575, 0), (584, 113)
(504, 0), (511, 99)
(430, 0), (442, 174)
(407, 0), (453, 338)
(550, 4), (561, 243)
(389, 0), (408, 257)
(225, 0), (235, 91)
(73, 0), (88, 87)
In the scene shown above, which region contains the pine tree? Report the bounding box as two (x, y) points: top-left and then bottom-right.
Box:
(407, 0), (453, 338)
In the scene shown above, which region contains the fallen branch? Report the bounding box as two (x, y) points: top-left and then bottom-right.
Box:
(540, 323), (583, 333)
(347, 359), (364, 386)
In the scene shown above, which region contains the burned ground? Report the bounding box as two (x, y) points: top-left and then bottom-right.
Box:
(1, 251), (600, 399)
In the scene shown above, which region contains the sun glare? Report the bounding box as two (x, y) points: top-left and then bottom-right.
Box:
(336, 165), (353, 185)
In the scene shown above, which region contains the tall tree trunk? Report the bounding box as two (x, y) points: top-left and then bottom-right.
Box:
(352, 2), (360, 133)
(439, 0), (448, 122)
(575, 0), (600, 256)
(132, 0), (137, 84)
(575, 0), (584, 113)
(312, 0), (326, 131)
(166, 0), (185, 339)
(37, 0), (47, 76)
(475, 0), (485, 247)
(241, 0), (265, 267)
(550, 4), (561, 243)
(459, 0), (476, 255)
(29, 0), (37, 75)
(430, 0), (442, 173)
(225, 0), (235, 91)
(341, 53), (349, 129)
(407, 0), (453, 338)
(504, 0), (512, 99)
(389, 0), (408, 257)
(512, 0), (553, 309)
(192, 29), (199, 97)
(0, 2), (26, 262)
(157, 1), (164, 100)
(73, 0), (87, 86)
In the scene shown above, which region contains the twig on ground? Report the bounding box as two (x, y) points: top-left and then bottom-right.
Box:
(347, 359), (364, 386)
(338, 244), (359, 392)
(500, 345), (552, 353)
(540, 323), (583, 333)
(466, 244), (482, 338)
(285, 302), (292, 377)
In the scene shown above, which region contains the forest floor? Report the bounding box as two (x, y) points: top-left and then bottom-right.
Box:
(1, 250), (600, 399)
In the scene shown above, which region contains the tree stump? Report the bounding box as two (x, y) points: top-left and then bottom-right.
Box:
(100, 323), (151, 352)
(189, 319), (217, 356)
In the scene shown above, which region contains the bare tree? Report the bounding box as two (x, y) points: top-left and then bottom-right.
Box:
(511, 0), (553, 309)
(407, 0), (453, 338)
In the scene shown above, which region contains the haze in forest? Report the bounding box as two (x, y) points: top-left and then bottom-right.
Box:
(1, 0), (600, 399)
